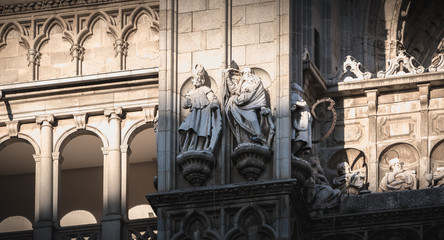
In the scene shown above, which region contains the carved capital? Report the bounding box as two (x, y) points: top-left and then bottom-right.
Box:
(104, 107), (123, 120)
(120, 145), (132, 156)
(52, 152), (64, 164)
(27, 49), (41, 66)
(70, 44), (85, 61)
(101, 147), (109, 156)
(113, 39), (129, 57)
(33, 154), (41, 163)
(36, 115), (55, 126)
(143, 106), (157, 123)
(73, 113), (88, 130)
(6, 121), (19, 138)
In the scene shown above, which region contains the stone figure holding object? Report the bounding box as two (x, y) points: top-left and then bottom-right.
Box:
(332, 161), (365, 195)
(379, 158), (417, 192)
(224, 67), (274, 147)
(425, 167), (444, 188)
(179, 64), (222, 153)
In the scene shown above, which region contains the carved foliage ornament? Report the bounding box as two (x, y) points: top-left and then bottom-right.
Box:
(377, 49), (425, 78)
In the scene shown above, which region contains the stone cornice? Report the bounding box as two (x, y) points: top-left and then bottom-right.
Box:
(147, 179), (307, 213)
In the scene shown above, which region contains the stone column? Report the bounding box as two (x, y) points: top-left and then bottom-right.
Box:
(114, 39), (128, 70)
(70, 44), (85, 75)
(418, 83), (430, 188)
(34, 115), (55, 240)
(366, 90), (378, 192)
(102, 108), (123, 240)
(27, 49), (41, 81)
(120, 145), (131, 220)
(52, 152), (63, 225)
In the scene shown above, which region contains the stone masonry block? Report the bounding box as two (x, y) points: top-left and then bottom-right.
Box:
(246, 2), (275, 24)
(178, 53), (192, 73)
(178, 32), (206, 53)
(178, 0), (206, 13)
(178, 13), (192, 33)
(246, 42), (275, 64)
(232, 5), (246, 26)
(206, 29), (222, 50)
(193, 9), (221, 31)
(232, 24), (260, 46)
(193, 49), (222, 70)
(232, 0), (261, 6)
(232, 46), (246, 66)
(260, 22), (275, 42)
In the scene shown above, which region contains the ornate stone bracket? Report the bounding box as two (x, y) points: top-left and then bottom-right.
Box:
(332, 55), (372, 83)
(143, 105), (157, 123)
(377, 49), (425, 77)
(104, 107), (123, 120)
(176, 150), (215, 187)
(27, 49), (41, 80)
(291, 156), (312, 187)
(73, 113), (88, 130)
(36, 115), (55, 126)
(6, 121), (20, 138)
(70, 44), (85, 61)
(231, 143), (272, 181)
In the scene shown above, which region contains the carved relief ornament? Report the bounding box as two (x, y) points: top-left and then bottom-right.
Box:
(377, 49), (425, 78)
(331, 55), (372, 84)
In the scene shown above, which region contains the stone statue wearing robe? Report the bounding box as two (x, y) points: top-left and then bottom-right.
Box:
(179, 64), (222, 153)
(380, 158), (417, 192)
(224, 67), (273, 147)
(333, 161), (366, 195)
(291, 83), (312, 157)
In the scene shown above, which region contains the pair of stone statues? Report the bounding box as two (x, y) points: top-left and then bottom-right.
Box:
(177, 64), (274, 185)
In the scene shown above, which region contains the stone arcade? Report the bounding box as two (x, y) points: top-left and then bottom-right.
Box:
(1, 0), (444, 240)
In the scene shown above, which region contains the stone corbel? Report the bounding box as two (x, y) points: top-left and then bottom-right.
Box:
(104, 107), (123, 120)
(143, 106), (157, 123)
(418, 84), (430, 111)
(36, 115), (55, 126)
(365, 89), (378, 116)
(27, 49), (41, 67)
(377, 49), (425, 78)
(73, 113), (88, 130)
(6, 120), (19, 138)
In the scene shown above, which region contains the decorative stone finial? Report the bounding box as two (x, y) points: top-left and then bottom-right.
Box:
(330, 55), (371, 84)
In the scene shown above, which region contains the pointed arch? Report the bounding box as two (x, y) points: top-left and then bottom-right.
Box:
(78, 10), (117, 45)
(121, 6), (159, 41)
(34, 16), (73, 51)
(171, 210), (220, 240)
(0, 21), (30, 49)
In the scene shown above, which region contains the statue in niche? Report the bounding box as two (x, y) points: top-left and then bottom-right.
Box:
(224, 66), (274, 147)
(224, 62), (274, 181)
(179, 64), (222, 152)
(425, 167), (444, 188)
(290, 83), (312, 157)
(177, 64), (222, 187)
(379, 158), (417, 192)
(332, 161), (366, 195)
(305, 155), (341, 211)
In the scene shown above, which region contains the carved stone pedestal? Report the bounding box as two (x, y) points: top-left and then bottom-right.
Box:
(231, 143), (272, 181)
(291, 156), (312, 186)
(147, 180), (309, 240)
(177, 150), (215, 187)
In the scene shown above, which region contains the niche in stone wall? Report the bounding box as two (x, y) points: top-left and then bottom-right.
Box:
(326, 148), (367, 184)
(431, 140), (444, 172)
(378, 143), (419, 189)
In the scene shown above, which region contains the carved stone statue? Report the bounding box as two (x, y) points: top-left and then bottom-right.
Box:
(177, 64), (222, 187)
(224, 67), (274, 147)
(291, 83), (312, 157)
(380, 158), (418, 192)
(224, 65), (274, 181)
(332, 162), (366, 195)
(425, 167), (444, 188)
(305, 155), (341, 211)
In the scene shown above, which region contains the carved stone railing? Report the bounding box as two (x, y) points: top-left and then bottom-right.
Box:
(124, 218), (157, 240)
(0, 230), (33, 240)
(54, 223), (101, 240)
